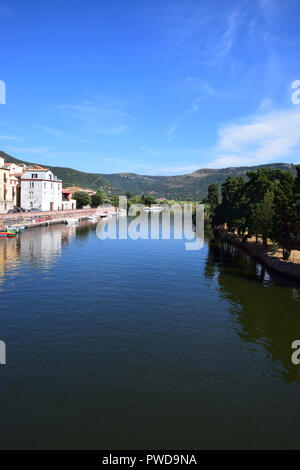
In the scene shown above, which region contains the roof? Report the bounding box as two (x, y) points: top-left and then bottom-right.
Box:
(27, 167), (49, 172)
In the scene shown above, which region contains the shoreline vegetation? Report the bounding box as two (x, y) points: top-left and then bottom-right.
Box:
(204, 166), (300, 281)
(214, 229), (300, 280)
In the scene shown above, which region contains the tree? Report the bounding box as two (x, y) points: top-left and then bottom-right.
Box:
(245, 169), (275, 246)
(207, 183), (220, 211)
(213, 176), (247, 234)
(73, 191), (91, 209)
(250, 190), (275, 249)
(143, 195), (157, 206)
(90, 190), (107, 207)
(271, 170), (295, 260)
(293, 166), (300, 244)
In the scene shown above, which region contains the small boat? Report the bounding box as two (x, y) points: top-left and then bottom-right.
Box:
(65, 218), (79, 225)
(0, 226), (17, 238)
(88, 215), (98, 222)
(7, 226), (25, 233)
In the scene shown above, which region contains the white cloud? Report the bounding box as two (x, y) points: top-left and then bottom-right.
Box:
(140, 146), (160, 157)
(0, 135), (23, 142)
(166, 97), (202, 139)
(100, 125), (127, 135)
(208, 108), (300, 167)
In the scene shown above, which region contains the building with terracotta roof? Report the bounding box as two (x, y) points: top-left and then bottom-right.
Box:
(65, 186), (96, 196)
(62, 189), (77, 210)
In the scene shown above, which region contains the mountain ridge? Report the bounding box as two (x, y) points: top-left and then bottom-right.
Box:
(1, 150), (298, 200)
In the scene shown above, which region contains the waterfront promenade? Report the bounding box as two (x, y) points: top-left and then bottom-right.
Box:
(0, 207), (118, 229)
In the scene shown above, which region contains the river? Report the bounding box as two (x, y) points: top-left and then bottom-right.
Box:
(0, 218), (299, 449)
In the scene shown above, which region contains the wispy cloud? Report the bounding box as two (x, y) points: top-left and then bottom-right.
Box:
(0, 135), (23, 142)
(166, 96), (202, 139)
(207, 108), (300, 168)
(33, 124), (96, 143)
(99, 125), (127, 135)
(54, 96), (128, 136)
(0, 4), (14, 21)
(140, 146), (160, 157)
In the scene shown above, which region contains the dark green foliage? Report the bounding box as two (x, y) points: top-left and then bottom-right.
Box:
(90, 190), (107, 207)
(211, 167), (300, 260)
(73, 191), (91, 209)
(207, 183), (220, 211)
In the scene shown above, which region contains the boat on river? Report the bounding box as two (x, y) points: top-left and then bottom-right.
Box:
(65, 218), (79, 225)
(0, 226), (17, 238)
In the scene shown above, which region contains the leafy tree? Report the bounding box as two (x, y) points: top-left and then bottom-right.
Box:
(207, 183), (220, 211)
(250, 190), (275, 249)
(245, 169), (275, 246)
(272, 170), (295, 260)
(143, 195), (157, 206)
(73, 191), (91, 209)
(90, 190), (107, 207)
(214, 176), (247, 234)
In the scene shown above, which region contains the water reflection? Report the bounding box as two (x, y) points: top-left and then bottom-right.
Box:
(0, 222), (93, 280)
(205, 236), (300, 383)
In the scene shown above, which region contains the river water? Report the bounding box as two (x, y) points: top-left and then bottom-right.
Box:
(0, 218), (300, 449)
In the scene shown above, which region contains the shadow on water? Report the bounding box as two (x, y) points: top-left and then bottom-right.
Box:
(205, 235), (300, 384)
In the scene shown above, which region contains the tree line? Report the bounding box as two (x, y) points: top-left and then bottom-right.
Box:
(206, 166), (300, 260)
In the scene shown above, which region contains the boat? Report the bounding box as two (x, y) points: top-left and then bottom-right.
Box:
(88, 215), (98, 222)
(0, 226), (16, 238)
(7, 226), (25, 233)
(65, 218), (79, 225)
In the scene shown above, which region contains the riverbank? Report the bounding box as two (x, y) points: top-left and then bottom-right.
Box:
(0, 207), (118, 229)
(214, 229), (300, 281)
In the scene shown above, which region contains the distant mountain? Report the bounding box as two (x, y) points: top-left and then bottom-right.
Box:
(1, 151), (298, 200)
(100, 163), (299, 200)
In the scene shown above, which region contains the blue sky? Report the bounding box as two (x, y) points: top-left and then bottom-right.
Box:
(1, 0), (300, 175)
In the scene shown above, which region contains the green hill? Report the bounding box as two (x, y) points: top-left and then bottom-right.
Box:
(1, 150), (298, 200)
(0, 151), (118, 194)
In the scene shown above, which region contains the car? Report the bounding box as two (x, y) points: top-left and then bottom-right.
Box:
(28, 208), (39, 212)
(7, 207), (26, 213)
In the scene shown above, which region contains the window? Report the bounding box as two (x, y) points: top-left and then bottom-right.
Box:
(29, 191), (34, 199)
(32, 173), (38, 179)
(30, 182), (34, 188)
(44, 183), (46, 189)
(30, 202), (33, 208)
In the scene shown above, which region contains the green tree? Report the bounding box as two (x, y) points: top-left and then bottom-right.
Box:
(250, 190), (275, 249)
(73, 191), (91, 209)
(271, 170), (295, 260)
(90, 190), (107, 207)
(207, 183), (220, 211)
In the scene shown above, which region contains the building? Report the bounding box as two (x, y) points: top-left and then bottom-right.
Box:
(62, 189), (77, 210)
(4, 162), (27, 174)
(64, 186), (96, 196)
(0, 158), (14, 213)
(20, 165), (62, 211)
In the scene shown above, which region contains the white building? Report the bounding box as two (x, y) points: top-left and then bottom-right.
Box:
(20, 166), (62, 211)
(4, 162), (27, 174)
